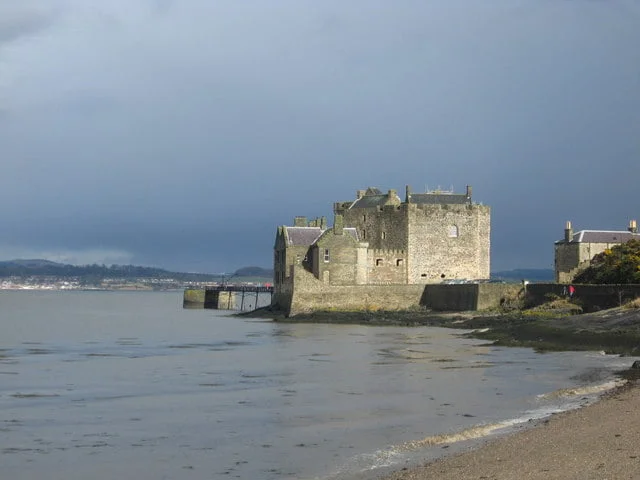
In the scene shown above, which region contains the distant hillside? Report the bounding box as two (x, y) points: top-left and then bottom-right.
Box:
(234, 266), (273, 278)
(0, 259), (270, 282)
(491, 268), (554, 282)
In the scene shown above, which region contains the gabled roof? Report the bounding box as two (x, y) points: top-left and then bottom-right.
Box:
(408, 193), (470, 205)
(558, 230), (639, 244)
(349, 194), (390, 209)
(284, 227), (324, 246)
(315, 227), (361, 244)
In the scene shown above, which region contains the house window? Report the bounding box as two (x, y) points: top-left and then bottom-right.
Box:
(396, 259), (403, 266)
(376, 259), (383, 266)
(448, 225), (459, 238)
(324, 248), (330, 262)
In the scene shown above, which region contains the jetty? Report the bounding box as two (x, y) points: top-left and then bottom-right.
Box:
(183, 285), (274, 310)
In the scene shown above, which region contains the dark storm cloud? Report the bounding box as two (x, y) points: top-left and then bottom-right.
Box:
(1, 1), (639, 272)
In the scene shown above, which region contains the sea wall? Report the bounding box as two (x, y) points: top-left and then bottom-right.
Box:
(183, 289), (206, 308)
(281, 267), (522, 316)
(183, 289), (237, 309)
(526, 283), (640, 311)
(422, 283), (522, 311)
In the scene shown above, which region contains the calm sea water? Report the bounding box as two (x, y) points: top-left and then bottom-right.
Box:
(0, 291), (629, 480)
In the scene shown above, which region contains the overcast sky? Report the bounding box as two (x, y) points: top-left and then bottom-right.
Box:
(1, 1), (639, 273)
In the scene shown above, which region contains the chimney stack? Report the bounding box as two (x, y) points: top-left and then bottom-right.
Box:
(333, 214), (344, 235)
(629, 219), (638, 234)
(294, 216), (307, 227)
(564, 221), (573, 242)
(466, 185), (472, 199)
(405, 185), (411, 203)
(356, 190), (366, 199)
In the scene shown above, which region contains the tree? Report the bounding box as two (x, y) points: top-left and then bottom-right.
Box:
(574, 239), (640, 284)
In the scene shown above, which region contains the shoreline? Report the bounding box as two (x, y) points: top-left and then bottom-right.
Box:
(243, 306), (640, 478)
(245, 304), (640, 356)
(381, 377), (640, 480)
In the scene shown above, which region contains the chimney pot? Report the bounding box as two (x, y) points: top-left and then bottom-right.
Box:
(564, 221), (573, 242)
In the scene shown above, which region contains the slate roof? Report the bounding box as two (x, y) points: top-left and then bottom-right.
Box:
(558, 230), (639, 244)
(408, 193), (470, 205)
(349, 194), (391, 209)
(284, 227), (324, 246)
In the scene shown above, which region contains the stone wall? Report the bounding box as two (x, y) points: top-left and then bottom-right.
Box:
(205, 290), (236, 309)
(183, 288), (206, 307)
(313, 230), (360, 285)
(341, 204), (408, 250)
(422, 283), (522, 311)
(407, 204), (490, 283)
(555, 241), (621, 283)
(283, 267), (520, 316)
(183, 289), (237, 309)
(526, 283), (640, 311)
(288, 267), (425, 315)
(366, 249), (407, 284)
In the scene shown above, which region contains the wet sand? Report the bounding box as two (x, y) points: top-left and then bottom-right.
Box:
(383, 380), (640, 480)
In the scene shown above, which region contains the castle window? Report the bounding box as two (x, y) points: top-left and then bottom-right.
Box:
(381, 231), (386, 240)
(448, 225), (459, 238)
(396, 259), (403, 267)
(362, 230), (366, 240)
(376, 259), (383, 266)
(324, 249), (330, 263)
(421, 273), (427, 277)
(363, 214), (366, 222)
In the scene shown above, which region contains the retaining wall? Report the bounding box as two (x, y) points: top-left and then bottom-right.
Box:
(526, 283), (640, 311)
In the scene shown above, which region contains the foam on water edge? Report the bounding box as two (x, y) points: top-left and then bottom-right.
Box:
(324, 378), (626, 479)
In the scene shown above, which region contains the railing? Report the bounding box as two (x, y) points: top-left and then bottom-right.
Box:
(204, 285), (274, 293)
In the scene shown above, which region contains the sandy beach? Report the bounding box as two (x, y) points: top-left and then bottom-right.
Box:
(383, 379), (640, 480)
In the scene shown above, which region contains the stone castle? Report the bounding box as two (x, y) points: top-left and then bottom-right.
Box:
(273, 185), (492, 315)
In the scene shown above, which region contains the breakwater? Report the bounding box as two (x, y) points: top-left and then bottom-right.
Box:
(183, 285), (273, 310)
